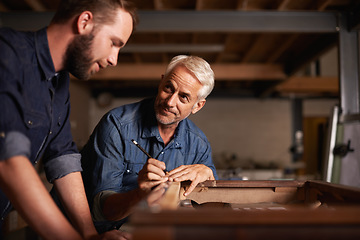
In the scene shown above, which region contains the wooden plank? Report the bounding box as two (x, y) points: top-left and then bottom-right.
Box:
(186, 180), (305, 188)
(305, 180), (360, 203)
(130, 180), (360, 240)
(131, 206), (360, 225)
(158, 182), (181, 210)
(275, 76), (338, 93)
(89, 63), (286, 81)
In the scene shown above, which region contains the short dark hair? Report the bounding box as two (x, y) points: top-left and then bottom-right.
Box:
(51, 0), (138, 29)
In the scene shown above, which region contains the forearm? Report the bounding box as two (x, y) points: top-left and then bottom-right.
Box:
(54, 172), (98, 240)
(102, 188), (146, 221)
(0, 156), (81, 240)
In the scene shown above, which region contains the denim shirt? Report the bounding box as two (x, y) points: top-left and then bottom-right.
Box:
(81, 98), (218, 206)
(0, 27), (81, 220)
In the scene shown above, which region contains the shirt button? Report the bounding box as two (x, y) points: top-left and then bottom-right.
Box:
(28, 120), (33, 125)
(49, 131), (53, 135)
(161, 152), (164, 154)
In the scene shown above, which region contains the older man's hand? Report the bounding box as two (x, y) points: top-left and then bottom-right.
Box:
(166, 164), (215, 196)
(137, 158), (168, 192)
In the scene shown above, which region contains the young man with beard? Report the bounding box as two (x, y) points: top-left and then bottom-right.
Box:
(80, 55), (218, 231)
(0, 0), (137, 239)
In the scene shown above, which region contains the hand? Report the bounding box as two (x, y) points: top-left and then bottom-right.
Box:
(137, 158), (168, 192)
(90, 230), (132, 240)
(167, 164), (215, 196)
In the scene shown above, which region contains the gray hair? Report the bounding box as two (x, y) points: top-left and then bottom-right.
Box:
(164, 55), (215, 100)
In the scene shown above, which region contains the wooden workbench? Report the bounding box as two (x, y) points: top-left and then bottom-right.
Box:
(130, 180), (360, 240)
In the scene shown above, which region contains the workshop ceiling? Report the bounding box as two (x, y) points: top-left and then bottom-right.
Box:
(1, 0), (359, 98)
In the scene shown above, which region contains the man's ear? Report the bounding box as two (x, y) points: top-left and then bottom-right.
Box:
(77, 11), (94, 34)
(191, 99), (206, 114)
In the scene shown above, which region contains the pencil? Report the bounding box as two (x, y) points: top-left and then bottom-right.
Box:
(131, 139), (168, 174)
(131, 139), (152, 158)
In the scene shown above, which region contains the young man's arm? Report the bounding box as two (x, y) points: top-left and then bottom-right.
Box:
(0, 156), (82, 240)
(53, 172), (99, 239)
(54, 172), (132, 240)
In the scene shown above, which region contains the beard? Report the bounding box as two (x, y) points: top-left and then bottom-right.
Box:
(64, 33), (94, 80)
(154, 100), (191, 126)
(155, 111), (177, 126)
(154, 99), (176, 126)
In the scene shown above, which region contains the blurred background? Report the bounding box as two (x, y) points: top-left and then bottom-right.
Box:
(3, 0), (360, 238)
(0, 0), (353, 181)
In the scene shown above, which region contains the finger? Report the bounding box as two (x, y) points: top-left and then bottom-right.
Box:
(101, 230), (132, 240)
(149, 178), (169, 188)
(147, 158), (166, 171)
(167, 166), (191, 181)
(184, 178), (200, 196)
(119, 231), (132, 240)
(168, 170), (193, 182)
(145, 171), (163, 181)
(144, 159), (167, 178)
(138, 176), (168, 192)
(167, 165), (186, 175)
(147, 165), (167, 178)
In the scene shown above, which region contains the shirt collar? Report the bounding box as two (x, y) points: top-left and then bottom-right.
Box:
(34, 27), (57, 81)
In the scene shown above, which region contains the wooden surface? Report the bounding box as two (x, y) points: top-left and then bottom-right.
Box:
(130, 180), (360, 240)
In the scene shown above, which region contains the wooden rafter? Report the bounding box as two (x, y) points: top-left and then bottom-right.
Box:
(23, 0), (46, 11)
(275, 76), (338, 93)
(90, 63), (286, 81)
(266, 34), (299, 63)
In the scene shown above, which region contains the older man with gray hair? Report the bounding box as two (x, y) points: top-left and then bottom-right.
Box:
(80, 55), (218, 232)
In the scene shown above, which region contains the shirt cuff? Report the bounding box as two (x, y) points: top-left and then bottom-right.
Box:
(44, 153), (82, 183)
(0, 131), (31, 160)
(92, 190), (117, 222)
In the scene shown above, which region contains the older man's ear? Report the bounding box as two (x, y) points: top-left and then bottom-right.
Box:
(191, 99), (206, 114)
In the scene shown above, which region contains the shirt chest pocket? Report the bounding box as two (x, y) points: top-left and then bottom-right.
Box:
(121, 159), (146, 192)
(124, 161), (146, 175)
(23, 110), (49, 133)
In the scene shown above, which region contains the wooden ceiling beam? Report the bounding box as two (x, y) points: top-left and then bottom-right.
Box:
(24, 0), (47, 11)
(0, 2), (9, 11)
(90, 63), (286, 81)
(317, 0), (333, 11)
(242, 35), (266, 62)
(266, 34), (299, 63)
(275, 76), (338, 93)
(285, 34), (337, 75)
(278, 0), (291, 10)
(0, 11), (338, 33)
(237, 0), (248, 10)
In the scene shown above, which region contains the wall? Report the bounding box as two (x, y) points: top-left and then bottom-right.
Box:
(85, 96), (337, 171)
(70, 46), (339, 173)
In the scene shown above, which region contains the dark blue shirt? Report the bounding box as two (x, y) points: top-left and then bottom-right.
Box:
(81, 98), (218, 206)
(0, 27), (82, 220)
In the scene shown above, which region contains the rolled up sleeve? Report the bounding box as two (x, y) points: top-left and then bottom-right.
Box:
(44, 153), (82, 183)
(0, 131), (31, 161)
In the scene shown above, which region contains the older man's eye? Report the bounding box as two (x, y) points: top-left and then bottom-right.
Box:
(180, 94), (189, 102)
(163, 85), (172, 92)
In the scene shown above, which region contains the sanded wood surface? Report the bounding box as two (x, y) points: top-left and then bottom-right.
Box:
(131, 180), (360, 240)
